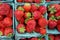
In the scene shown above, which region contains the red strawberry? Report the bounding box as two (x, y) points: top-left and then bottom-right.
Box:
(17, 0), (23, 2)
(34, 0), (41, 3)
(23, 3), (31, 12)
(42, 38), (45, 40)
(31, 4), (39, 12)
(39, 6), (47, 15)
(0, 15), (3, 20)
(16, 24), (26, 33)
(39, 28), (46, 35)
(0, 3), (10, 15)
(55, 35), (60, 40)
(46, 0), (50, 2)
(7, 9), (13, 18)
(3, 17), (13, 27)
(4, 28), (13, 37)
(30, 38), (38, 40)
(24, 12), (31, 18)
(15, 10), (24, 21)
(48, 13), (54, 17)
(21, 38), (27, 40)
(19, 17), (24, 24)
(38, 18), (48, 28)
(0, 28), (4, 36)
(24, 0), (33, 2)
(49, 35), (55, 40)
(57, 25), (60, 32)
(57, 20), (60, 25)
(33, 11), (42, 20)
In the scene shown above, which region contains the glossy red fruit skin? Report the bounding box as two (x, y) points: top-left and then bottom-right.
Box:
(33, 11), (42, 20)
(46, 0), (50, 2)
(38, 18), (48, 28)
(30, 38), (38, 40)
(39, 6), (47, 14)
(24, 0), (33, 2)
(57, 25), (60, 32)
(34, 0), (40, 3)
(49, 35), (55, 40)
(40, 28), (46, 35)
(57, 20), (60, 25)
(55, 35), (60, 40)
(15, 10), (24, 21)
(17, 0), (23, 2)
(4, 28), (13, 36)
(48, 20), (57, 29)
(3, 17), (13, 27)
(0, 15), (3, 21)
(0, 3), (10, 15)
(16, 24), (25, 33)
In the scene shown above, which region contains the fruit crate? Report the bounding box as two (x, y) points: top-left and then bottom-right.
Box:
(46, 1), (60, 34)
(0, 2), (14, 39)
(15, 3), (47, 38)
(15, 0), (45, 4)
(0, 0), (13, 2)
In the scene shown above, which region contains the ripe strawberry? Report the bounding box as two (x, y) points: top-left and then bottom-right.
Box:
(24, 12), (31, 18)
(48, 35), (55, 40)
(0, 15), (3, 20)
(39, 28), (46, 35)
(30, 38), (38, 40)
(15, 10), (24, 21)
(16, 24), (26, 33)
(57, 20), (60, 25)
(17, 0), (23, 2)
(19, 17), (24, 24)
(21, 38), (27, 40)
(3, 17), (13, 27)
(0, 28), (4, 36)
(34, 0), (41, 3)
(31, 4), (39, 12)
(46, 0), (50, 2)
(57, 25), (60, 32)
(0, 3), (10, 15)
(23, 3), (31, 12)
(38, 18), (48, 28)
(17, 6), (24, 11)
(39, 6), (47, 15)
(33, 11), (42, 20)
(55, 35), (60, 40)
(4, 28), (13, 37)
(24, 0), (33, 2)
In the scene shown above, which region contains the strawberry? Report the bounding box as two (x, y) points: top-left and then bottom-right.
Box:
(39, 28), (46, 35)
(21, 38), (27, 40)
(48, 13), (54, 17)
(48, 16), (57, 29)
(55, 35), (60, 40)
(38, 18), (48, 28)
(23, 3), (31, 12)
(48, 35), (55, 40)
(34, 0), (43, 3)
(16, 24), (26, 33)
(46, 0), (50, 2)
(24, 12), (31, 18)
(17, 0), (23, 2)
(15, 10), (24, 21)
(24, 0), (33, 2)
(30, 38), (38, 40)
(3, 17), (13, 27)
(39, 6), (47, 15)
(0, 28), (4, 36)
(19, 17), (24, 24)
(0, 3), (10, 15)
(0, 15), (3, 20)
(31, 4), (39, 12)
(17, 6), (24, 11)
(25, 18), (36, 33)
(48, 20), (57, 29)
(33, 11), (42, 20)
(4, 28), (13, 37)
(57, 20), (60, 25)
(57, 25), (60, 32)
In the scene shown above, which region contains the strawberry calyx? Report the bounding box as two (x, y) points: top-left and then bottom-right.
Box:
(0, 31), (3, 36)
(26, 12), (31, 18)
(24, 3), (31, 6)
(57, 16), (60, 19)
(7, 33), (13, 37)
(34, 3), (39, 8)
(48, 37), (51, 40)
(19, 27), (25, 33)
(17, 6), (24, 11)
(48, 6), (56, 14)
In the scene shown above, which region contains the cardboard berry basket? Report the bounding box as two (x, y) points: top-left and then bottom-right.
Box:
(0, 2), (14, 39)
(46, 1), (60, 34)
(0, 0), (13, 2)
(15, 0), (45, 4)
(15, 3), (47, 38)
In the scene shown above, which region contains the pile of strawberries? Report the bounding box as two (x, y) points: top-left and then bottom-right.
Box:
(15, 3), (48, 35)
(20, 37), (45, 40)
(49, 34), (60, 40)
(0, 3), (13, 37)
(17, 0), (44, 3)
(48, 4), (60, 32)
